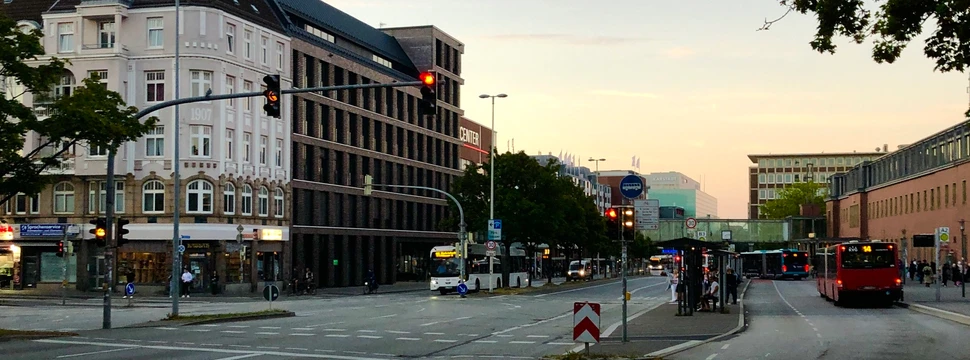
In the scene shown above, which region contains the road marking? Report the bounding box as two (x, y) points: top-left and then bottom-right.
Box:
(157, 327), (178, 330)
(260, 326), (282, 329)
(214, 354), (262, 360)
(526, 335), (549, 338)
(357, 335), (382, 339)
(705, 354), (718, 360)
(396, 337), (420, 341)
(493, 311), (572, 334)
(547, 342), (575, 346)
(255, 332), (279, 335)
(221, 330), (246, 334)
(370, 314), (397, 319)
(816, 333), (822, 338)
(722, 344), (730, 350)
(373, 354), (395, 357)
(227, 325), (250, 328)
(315, 349), (336, 352)
(386, 330), (409, 334)
(326, 334), (350, 338)
(176, 342), (196, 345)
(190, 329), (211, 332)
(424, 332), (445, 335)
(202, 343), (220, 346)
(535, 278), (653, 297)
(56, 347), (134, 358)
(509, 340), (535, 344)
(420, 316), (472, 327)
(201, 324), (220, 327)
(357, 330), (377, 333)
(228, 345), (251, 348)
(434, 339), (458, 343)
(292, 328), (314, 331)
(308, 321), (345, 328)
(474, 340), (497, 343)
(496, 334), (514, 337)
(291, 333), (315, 336)
(344, 351), (366, 355)
(322, 328), (347, 332)
(812, 328), (818, 332)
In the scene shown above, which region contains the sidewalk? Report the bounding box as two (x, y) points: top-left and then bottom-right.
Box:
(898, 281), (970, 326)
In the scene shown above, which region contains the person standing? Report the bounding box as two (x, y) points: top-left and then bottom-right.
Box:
(181, 268), (193, 298)
(725, 268), (739, 305)
(668, 270), (678, 303)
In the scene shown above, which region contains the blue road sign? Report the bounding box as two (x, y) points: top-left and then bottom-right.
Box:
(492, 220), (502, 230)
(177, 245), (186, 253)
(19, 224), (66, 237)
(619, 175), (645, 199)
(457, 282), (468, 295)
(661, 249), (678, 255)
(125, 283), (135, 296)
(488, 219), (502, 241)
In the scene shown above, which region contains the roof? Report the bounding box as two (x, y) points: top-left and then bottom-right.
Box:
(654, 237), (725, 251)
(273, 0), (415, 70)
(0, 0), (59, 24)
(747, 152), (886, 163)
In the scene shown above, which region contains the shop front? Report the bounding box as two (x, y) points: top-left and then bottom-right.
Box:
(0, 223), (79, 292)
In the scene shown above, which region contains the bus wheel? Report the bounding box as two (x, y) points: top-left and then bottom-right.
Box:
(516, 278), (521, 288)
(439, 288), (448, 295)
(819, 292), (825, 298)
(497, 279), (502, 288)
(475, 279), (481, 292)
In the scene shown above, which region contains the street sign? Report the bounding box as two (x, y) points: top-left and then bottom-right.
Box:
(263, 284), (280, 301)
(697, 231), (707, 241)
(486, 250), (496, 256)
(486, 241), (497, 250)
(177, 245), (186, 253)
(66, 225), (80, 235)
(488, 219), (502, 241)
(634, 199), (660, 230)
(721, 230), (733, 241)
(457, 282), (468, 296)
(125, 283), (135, 296)
(573, 302), (601, 343)
(180, 235), (191, 240)
(938, 227), (951, 243)
(618, 175), (644, 199)
(19, 224), (66, 237)
(686, 217), (697, 229)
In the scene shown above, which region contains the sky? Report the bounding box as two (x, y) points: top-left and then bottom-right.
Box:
(326, 0), (970, 219)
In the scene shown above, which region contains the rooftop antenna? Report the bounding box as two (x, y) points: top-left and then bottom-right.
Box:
(379, 22), (387, 29)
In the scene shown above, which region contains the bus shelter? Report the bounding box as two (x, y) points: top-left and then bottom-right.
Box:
(654, 237), (724, 316)
(709, 249), (739, 314)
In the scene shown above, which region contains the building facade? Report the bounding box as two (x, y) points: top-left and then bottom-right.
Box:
(644, 171), (718, 218)
(0, 0), (292, 293)
(827, 121), (970, 263)
(597, 170), (647, 206)
(531, 154), (612, 213)
(277, 0), (465, 286)
(459, 117), (491, 170)
(748, 151), (885, 219)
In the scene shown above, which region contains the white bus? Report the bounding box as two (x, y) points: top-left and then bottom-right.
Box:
(429, 243), (529, 295)
(648, 255), (672, 276)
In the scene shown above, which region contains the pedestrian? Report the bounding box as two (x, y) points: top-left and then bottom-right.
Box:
(210, 270), (220, 295)
(725, 268), (738, 305)
(668, 270), (678, 303)
(181, 268), (193, 298)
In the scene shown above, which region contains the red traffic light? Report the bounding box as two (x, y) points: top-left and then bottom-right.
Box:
(605, 208), (617, 219)
(420, 72), (435, 86)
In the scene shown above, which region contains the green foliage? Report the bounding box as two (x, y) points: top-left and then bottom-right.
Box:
(758, 182), (827, 219)
(0, 14), (158, 205)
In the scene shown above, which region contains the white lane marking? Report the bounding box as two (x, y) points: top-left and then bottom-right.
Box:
(228, 345), (251, 348)
(221, 330), (246, 334)
(291, 333), (314, 336)
(190, 329), (211, 332)
(326, 334), (350, 338)
(357, 330), (377, 333)
(373, 354), (395, 357)
(526, 335), (549, 338)
(308, 321), (344, 328)
(36, 339), (397, 360)
(260, 326), (282, 329)
(322, 328), (346, 332)
(255, 332), (279, 335)
(496, 334), (514, 337)
(535, 278), (655, 297)
(816, 334), (822, 338)
(176, 342), (196, 345)
(474, 340), (497, 343)
(200, 324), (220, 327)
(722, 344), (730, 350)
(424, 332), (445, 335)
(492, 311), (572, 334)
(705, 354), (718, 360)
(434, 339), (458, 343)
(386, 330), (410, 334)
(420, 316), (472, 327)
(227, 325), (250, 328)
(214, 354), (262, 360)
(509, 341), (536, 344)
(370, 314), (398, 319)
(344, 351), (366, 355)
(357, 335), (382, 339)
(812, 328), (818, 332)
(56, 347), (134, 358)
(617, 281), (669, 299)
(292, 328), (314, 331)
(201, 343), (220, 346)
(396, 337), (421, 341)
(157, 327), (178, 330)
(548, 342), (575, 346)
(257, 346), (280, 350)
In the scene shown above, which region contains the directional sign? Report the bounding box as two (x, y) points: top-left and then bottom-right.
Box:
(618, 175), (644, 199)
(573, 302), (601, 343)
(486, 250), (496, 257)
(263, 284), (280, 302)
(177, 245), (186, 253)
(686, 217), (697, 229)
(488, 219), (502, 241)
(19, 224), (66, 237)
(125, 283), (135, 296)
(457, 282), (468, 296)
(634, 199), (660, 230)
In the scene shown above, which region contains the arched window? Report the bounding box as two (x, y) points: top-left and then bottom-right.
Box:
(186, 179), (213, 213)
(241, 184), (253, 215)
(257, 186), (269, 216)
(223, 182), (236, 215)
(142, 180), (165, 213)
(53, 182), (75, 214)
(274, 188), (284, 218)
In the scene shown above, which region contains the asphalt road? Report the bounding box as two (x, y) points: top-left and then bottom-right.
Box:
(0, 276), (671, 359)
(672, 279), (970, 360)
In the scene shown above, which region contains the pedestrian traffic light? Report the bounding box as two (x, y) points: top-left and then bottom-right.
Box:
(262, 74), (281, 118)
(621, 208), (636, 240)
(605, 208), (619, 240)
(56, 241), (64, 257)
(89, 217), (107, 247)
(418, 71), (436, 116)
(116, 218), (130, 247)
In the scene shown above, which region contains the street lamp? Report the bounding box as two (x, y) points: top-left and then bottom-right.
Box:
(479, 94), (507, 224)
(587, 158), (606, 173)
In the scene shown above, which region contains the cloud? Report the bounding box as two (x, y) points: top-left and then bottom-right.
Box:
(663, 46), (697, 59)
(589, 90), (661, 99)
(483, 33), (650, 46)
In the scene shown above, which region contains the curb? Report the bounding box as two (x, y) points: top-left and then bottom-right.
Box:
(0, 333), (77, 343)
(643, 279), (752, 359)
(901, 302), (970, 327)
(181, 311), (296, 326)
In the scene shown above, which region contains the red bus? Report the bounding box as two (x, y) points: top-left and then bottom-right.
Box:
(816, 240), (902, 306)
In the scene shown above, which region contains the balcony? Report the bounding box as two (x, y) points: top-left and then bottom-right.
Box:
(35, 147), (76, 175)
(81, 43), (128, 55)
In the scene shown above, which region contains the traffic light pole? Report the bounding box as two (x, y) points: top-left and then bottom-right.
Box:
(620, 214), (628, 343)
(102, 145), (117, 329)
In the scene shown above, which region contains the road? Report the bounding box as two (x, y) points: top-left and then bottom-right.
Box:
(672, 279), (970, 360)
(1, 276), (671, 359)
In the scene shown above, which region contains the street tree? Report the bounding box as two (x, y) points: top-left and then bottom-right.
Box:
(0, 15), (158, 206)
(759, 181), (828, 219)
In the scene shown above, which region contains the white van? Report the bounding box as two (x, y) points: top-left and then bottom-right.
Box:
(567, 260), (592, 281)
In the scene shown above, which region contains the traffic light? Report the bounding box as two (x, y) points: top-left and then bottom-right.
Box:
(418, 71), (436, 116)
(262, 74), (281, 118)
(605, 207), (619, 240)
(56, 241), (64, 257)
(621, 207), (636, 240)
(116, 218), (130, 247)
(89, 217), (107, 247)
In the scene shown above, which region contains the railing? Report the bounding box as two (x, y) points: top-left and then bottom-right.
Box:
(81, 43), (129, 52)
(32, 105), (57, 118)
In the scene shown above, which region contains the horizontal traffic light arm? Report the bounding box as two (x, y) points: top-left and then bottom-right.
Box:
(135, 81), (424, 119)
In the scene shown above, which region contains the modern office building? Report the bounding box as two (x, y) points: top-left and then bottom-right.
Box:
(277, 0), (465, 286)
(748, 151), (886, 219)
(459, 117), (491, 170)
(644, 171), (718, 218)
(0, 0), (292, 293)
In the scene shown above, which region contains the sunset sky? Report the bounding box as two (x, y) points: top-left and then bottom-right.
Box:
(327, 0), (970, 219)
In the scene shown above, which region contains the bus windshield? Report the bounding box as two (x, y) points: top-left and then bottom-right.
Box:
(649, 259), (662, 267)
(841, 245), (894, 269)
(786, 252), (809, 268)
(431, 258), (461, 277)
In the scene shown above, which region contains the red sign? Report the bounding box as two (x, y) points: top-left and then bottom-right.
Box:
(573, 302), (601, 343)
(0, 223), (13, 241)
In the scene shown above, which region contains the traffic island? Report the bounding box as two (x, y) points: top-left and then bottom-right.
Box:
(124, 309), (294, 328)
(0, 329), (77, 342)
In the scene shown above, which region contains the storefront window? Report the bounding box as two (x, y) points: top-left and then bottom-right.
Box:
(226, 250), (251, 283)
(40, 252), (76, 282)
(117, 252), (170, 284)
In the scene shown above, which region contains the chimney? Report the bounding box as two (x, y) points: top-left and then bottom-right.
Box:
(883, 144), (888, 152)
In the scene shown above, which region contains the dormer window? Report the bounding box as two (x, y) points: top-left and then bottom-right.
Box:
(372, 55), (392, 68)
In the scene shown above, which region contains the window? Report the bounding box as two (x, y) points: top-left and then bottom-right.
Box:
(243, 132), (252, 162)
(98, 21), (115, 48)
(225, 75), (235, 107)
(89, 143), (108, 157)
(190, 70), (212, 98)
(241, 184), (253, 215)
(257, 186), (269, 216)
(226, 129), (234, 160)
(90, 181), (124, 214)
(53, 182), (75, 214)
(186, 180), (213, 213)
(244, 29), (253, 59)
(261, 36), (268, 64)
(785, 174), (793, 183)
(143, 125), (164, 157)
(768, 174), (775, 183)
(243, 81), (253, 111)
(14, 193), (28, 214)
(759, 189), (766, 200)
(88, 70), (108, 89)
(259, 136), (267, 164)
(223, 182), (236, 215)
(57, 22), (74, 52)
(142, 180), (165, 213)
(53, 73), (75, 99)
(190, 125), (211, 157)
(372, 55), (392, 68)
(145, 71), (165, 102)
(274, 188), (284, 217)
(226, 23), (235, 53)
(303, 24), (335, 43)
(147, 17), (163, 48)
(758, 174), (766, 184)
(275, 138), (283, 167)
(276, 42), (284, 70)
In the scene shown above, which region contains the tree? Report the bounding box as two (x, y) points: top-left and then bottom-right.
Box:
(761, 1), (970, 114)
(759, 181), (828, 219)
(0, 15), (158, 206)
(446, 151), (608, 288)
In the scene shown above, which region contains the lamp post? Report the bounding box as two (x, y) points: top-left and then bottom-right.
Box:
(479, 94), (507, 223)
(961, 219), (966, 298)
(587, 158), (606, 173)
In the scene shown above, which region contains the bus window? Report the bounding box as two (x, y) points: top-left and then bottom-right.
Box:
(840, 252), (894, 269)
(431, 257), (461, 277)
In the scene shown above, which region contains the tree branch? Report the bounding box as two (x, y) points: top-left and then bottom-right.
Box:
(758, 4), (795, 31)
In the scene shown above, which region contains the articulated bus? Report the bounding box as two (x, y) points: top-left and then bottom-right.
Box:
(740, 249), (810, 279)
(816, 240), (902, 306)
(648, 255), (672, 275)
(429, 243), (529, 295)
